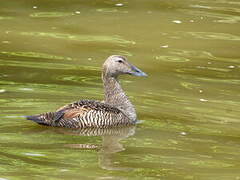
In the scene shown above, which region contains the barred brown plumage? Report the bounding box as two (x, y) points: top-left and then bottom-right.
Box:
(26, 55), (147, 128)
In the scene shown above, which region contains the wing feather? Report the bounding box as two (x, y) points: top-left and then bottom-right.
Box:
(29, 99), (131, 128)
(63, 107), (88, 119)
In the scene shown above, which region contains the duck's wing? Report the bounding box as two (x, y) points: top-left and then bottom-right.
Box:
(56, 100), (105, 112)
(26, 100), (131, 128)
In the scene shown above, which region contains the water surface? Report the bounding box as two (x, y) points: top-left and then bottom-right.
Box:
(0, 0), (240, 179)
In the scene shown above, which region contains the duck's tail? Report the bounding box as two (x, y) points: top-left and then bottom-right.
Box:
(26, 115), (46, 125)
(26, 112), (58, 126)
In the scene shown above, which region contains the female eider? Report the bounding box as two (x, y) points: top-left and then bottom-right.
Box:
(26, 55), (147, 128)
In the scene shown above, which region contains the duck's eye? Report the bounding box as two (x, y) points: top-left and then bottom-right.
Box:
(117, 59), (123, 63)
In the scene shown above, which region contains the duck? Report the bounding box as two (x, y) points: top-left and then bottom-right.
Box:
(26, 55), (147, 128)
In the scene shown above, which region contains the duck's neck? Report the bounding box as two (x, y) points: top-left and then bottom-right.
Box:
(102, 74), (136, 120)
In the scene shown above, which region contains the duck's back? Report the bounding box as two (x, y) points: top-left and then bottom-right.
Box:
(26, 100), (133, 128)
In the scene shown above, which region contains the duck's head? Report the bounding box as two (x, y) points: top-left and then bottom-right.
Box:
(102, 55), (147, 78)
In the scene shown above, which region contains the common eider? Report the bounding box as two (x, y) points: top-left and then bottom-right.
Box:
(26, 55), (147, 128)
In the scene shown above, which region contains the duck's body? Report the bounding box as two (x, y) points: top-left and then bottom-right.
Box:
(27, 100), (132, 128)
(26, 55), (147, 128)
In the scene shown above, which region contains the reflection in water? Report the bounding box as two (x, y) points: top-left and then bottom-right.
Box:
(0, 0), (240, 179)
(60, 126), (135, 171)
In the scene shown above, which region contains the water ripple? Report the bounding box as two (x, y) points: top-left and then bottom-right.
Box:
(56, 75), (101, 86)
(30, 12), (74, 18)
(20, 32), (135, 45)
(96, 8), (128, 13)
(0, 51), (73, 61)
(181, 9), (240, 24)
(0, 59), (74, 70)
(169, 49), (240, 63)
(155, 55), (190, 62)
(184, 32), (240, 41)
(0, 16), (13, 20)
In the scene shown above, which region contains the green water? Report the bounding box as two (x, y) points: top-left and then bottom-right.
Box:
(0, 0), (240, 179)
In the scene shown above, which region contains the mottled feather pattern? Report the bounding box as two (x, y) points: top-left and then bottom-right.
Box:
(26, 55), (146, 128)
(28, 100), (133, 128)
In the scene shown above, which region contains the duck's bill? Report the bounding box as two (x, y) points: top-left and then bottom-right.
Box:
(130, 65), (148, 77)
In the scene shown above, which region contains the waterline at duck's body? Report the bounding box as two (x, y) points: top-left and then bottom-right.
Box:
(26, 55), (147, 128)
